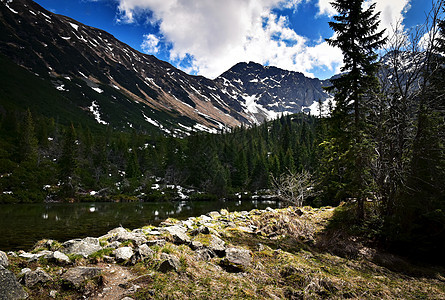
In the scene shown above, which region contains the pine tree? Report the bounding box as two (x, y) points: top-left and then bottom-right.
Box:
(325, 0), (386, 219)
(232, 151), (248, 188)
(58, 123), (78, 198)
(19, 109), (38, 164)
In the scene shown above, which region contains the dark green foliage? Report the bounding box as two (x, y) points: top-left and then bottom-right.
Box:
(322, 0), (386, 218)
(58, 123), (78, 198)
(0, 107), (318, 203)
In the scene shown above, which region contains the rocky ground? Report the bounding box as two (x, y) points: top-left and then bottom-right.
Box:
(1, 205), (444, 299)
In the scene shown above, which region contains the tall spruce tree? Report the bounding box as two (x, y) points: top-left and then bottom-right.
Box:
(324, 0), (386, 218)
(19, 109), (39, 164)
(58, 123), (78, 198)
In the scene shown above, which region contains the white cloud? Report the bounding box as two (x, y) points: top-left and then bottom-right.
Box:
(317, 0), (411, 33)
(366, 0), (411, 33)
(118, 0), (343, 78)
(316, 0), (336, 17)
(141, 33), (160, 54)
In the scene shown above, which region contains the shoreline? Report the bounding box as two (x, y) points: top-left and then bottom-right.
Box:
(1, 205), (444, 299)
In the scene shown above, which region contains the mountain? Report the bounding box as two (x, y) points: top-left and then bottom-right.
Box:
(215, 62), (331, 122)
(0, 0), (332, 133)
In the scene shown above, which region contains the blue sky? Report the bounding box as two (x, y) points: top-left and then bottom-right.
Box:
(34, 0), (432, 79)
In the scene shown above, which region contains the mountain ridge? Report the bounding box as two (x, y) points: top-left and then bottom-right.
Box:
(0, 0), (332, 133)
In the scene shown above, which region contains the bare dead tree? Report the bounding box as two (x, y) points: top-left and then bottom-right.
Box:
(372, 0), (445, 215)
(271, 169), (316, 207)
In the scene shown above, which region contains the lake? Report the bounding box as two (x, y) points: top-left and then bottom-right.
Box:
(0, 199), (281, 251)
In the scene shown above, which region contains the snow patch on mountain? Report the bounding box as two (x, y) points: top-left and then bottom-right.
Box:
(5, 1), (18, 14)
(91, 86), (103, 93)
(89, 101), (108, 125)
(70, 23), (79, 30)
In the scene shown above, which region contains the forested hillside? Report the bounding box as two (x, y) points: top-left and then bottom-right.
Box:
(0, 109), (319, 203)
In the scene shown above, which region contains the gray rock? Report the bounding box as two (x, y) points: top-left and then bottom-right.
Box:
(62, 266), (102, 288)
(146, 230), (161, 235)
(220, 248), (252, 272)
(48, 251), (70, 264)
(49, 290), (57, 298)
(83, 237), (100, 245)
(0, 251), (8, 268)
(181, 219), (194, 230)
(18, 250), (51, 262)
(158, 255), (181, 273)
(20, 268), (31, 275)
(146, 239), (166, 247)
(108, 228), (147, 246)
(209, 235), (226, 256)
(0, 267), (28, 299)
(207, 211), (221, 219)
(107, 241), (122, 249)
(195, 248), (216, 261)
(190, 225), (210, 236)
(7, 252), (18, 258)
(162, 226), (190, 245)
(138, 244), (155, 258)
(113, 247), (133, 262)
(107, 227), (128, 235)
(21, 267), (52, 287)
(62, 238), (102, 258)
(225, 248), (252, 266)
(42, 239), (56, 250)
(130, 244), (154, 265)
(190, 240), (204, 250)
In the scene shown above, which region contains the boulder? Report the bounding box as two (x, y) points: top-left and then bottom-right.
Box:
(190, 240), (204, 250)
(158, 255), (181, 273)
(0, 267), (28, 299)
(62, 266), (102, 288)
(107, 227), (147, 246)
(20, 267), (52, 287)
(190, 226), (210, 236)
(220, 248), (252, 273)
(48, 251), (70, 265)
(113, 247), (133, 262)
(62, 238), (102, 258)
(207, 211), (221, 219)
(181, 219), (194, 230)
(20, 268), (31, 275)
(0, 251), (8, 268)
(137, 244), (155, 259)
(130, 244), (154, 265)
(195, 248), (216, 261)
(209, 235), (226, 256)
(18, 250), (51, 262)
(162, 226), (190, 245)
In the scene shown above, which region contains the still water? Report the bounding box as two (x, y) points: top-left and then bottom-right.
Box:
(0, 199), (280, 251)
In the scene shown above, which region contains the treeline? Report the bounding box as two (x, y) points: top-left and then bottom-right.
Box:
(0, 109), (319, 203)
(318, 0), (445, 262)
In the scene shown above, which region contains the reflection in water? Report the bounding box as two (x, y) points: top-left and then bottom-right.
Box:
(0, 199), (280, 251)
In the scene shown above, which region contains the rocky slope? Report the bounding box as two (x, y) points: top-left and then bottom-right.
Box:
(215, 62), (331, 123)
(1, 205), (444, 299)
